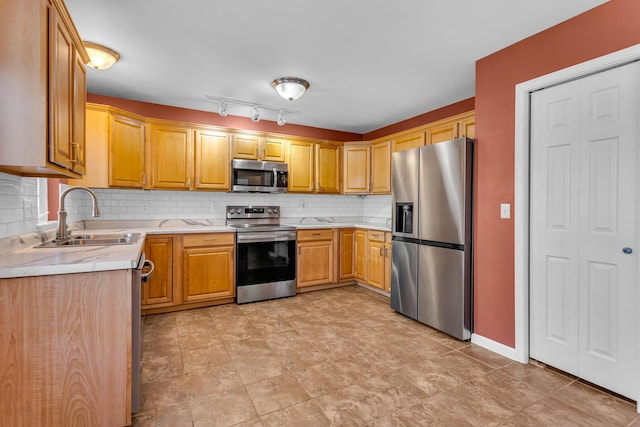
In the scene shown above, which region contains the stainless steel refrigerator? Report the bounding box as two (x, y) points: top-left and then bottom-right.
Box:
(391, 137), (473, 340)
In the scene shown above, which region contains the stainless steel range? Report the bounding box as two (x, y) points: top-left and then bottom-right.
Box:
(227, 206), (296, 304)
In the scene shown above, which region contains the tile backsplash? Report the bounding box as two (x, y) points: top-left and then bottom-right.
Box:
(0, 171), (392, 239)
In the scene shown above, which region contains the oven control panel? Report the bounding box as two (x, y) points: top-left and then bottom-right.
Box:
(226, 205), (280, 219)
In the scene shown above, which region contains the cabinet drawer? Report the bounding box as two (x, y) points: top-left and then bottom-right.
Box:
(182, 233), (235, 247)
(297, 229), (333, 241)
(367, 230), (386, 242)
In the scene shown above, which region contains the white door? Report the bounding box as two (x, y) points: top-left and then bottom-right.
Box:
(530, 61), (639, 399)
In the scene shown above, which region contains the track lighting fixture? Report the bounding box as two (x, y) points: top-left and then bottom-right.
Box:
(218, 101), (228, 117)
(250, 107), (261, 122)
(206, 95), (298, 126)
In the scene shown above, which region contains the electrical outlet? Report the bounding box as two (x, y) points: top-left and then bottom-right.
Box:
(298, 200), (306, 208)
(142, 202), (149, 211)
(210, 202), (218, 213)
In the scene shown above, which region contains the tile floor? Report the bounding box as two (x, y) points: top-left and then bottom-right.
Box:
(135, 285), (639, 426)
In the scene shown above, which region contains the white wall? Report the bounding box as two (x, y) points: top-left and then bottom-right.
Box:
(0, 172), (392, 238)
(0, 172), (38, 238)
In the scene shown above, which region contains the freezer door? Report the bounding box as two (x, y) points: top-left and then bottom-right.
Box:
(392, 149), (420, 239)
(418, 138), (469, 245)
(391, 240), (418, 319)
(417, 244), (470, 340)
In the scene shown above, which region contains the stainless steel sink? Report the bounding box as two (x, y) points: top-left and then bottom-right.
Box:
(36, 233), (141, 248)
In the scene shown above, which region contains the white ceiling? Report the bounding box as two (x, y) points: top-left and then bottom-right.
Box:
(65, 0), (608, 134)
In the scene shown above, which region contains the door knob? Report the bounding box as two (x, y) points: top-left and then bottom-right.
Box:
(622, 247), (633, 254)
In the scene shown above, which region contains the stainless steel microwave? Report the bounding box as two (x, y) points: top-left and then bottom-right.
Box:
(231, 159), (288, 193)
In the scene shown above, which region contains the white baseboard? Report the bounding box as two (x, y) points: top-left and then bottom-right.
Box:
(471, 333), (523, 362)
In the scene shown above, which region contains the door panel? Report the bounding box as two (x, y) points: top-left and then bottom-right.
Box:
(530, 61), (639, 399)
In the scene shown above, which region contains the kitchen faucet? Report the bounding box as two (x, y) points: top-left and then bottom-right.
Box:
(56, 186), (101, 241)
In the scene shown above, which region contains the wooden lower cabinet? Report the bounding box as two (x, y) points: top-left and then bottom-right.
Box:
(296, 229), (336, 287)
(338, 228), (355, 280)
(182, 233), (235, 302)
(366, 230), (391, 291)
(354, 229), (367, 281)
(0, 270), (133, 426)
(142, 235), (174, 308)
(142, 232), (235, 314)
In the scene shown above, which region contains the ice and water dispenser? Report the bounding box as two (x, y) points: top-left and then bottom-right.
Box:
(395, 202), (414, 234)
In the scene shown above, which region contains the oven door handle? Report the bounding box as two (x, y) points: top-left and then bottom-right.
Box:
(237, 232), (296, 243)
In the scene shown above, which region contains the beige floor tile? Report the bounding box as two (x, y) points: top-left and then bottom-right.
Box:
(466, 370), (546, 412)
(244, 371), (310, 416)
(183, 363), (244, 399)
(140, 374), (188, 413)
(260, 400), (330, 427)
(142, 353), (184, 383)
(182, 344), (231, 373)
(314, 383), (390, 426)
(233, 354), (288, 385)
(361, 372), (430, 413)
(132, 401), (192, 427)
(394, 399), (475, 427)
(289, 360), (356, 398)
(458, 344), (513, 368)
(499, 361), (574, 393)
(179, 331), (224, 352)
(552, 381), (639, 426)
(496, 396), (608, 427)
(190, 387), (258, 427)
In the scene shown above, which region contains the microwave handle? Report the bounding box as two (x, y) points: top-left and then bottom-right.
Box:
(273, 168), (278, 188)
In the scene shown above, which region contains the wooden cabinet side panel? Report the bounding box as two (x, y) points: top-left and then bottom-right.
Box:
(109, 115), (146, 188)
(69, 107), (109, 187)
(195, 131), (230, 190)
(71, 52), (86, 174)
(0, 271), (131, 426)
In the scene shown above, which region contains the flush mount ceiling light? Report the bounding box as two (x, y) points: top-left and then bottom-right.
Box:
(83, 42), (120, 70)
(271, 77), (309, 101)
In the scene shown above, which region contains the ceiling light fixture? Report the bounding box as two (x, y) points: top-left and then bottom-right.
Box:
(250, 107), (261, 122)
(271, 77), (309, 101)
(206, 96), (299, 125)
(84, 42), (120, 70)
(218, 101), (228, 117)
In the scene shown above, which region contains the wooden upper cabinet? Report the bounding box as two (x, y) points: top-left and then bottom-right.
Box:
(150, 124), (193, 190)
(460, 114), (475, 139)
(316, 144), (340, 193)
(1, 0), (89, 177)
(426, 120), (458, 144)
(261, 137), (286, 162)
(343, 145), (370, 194)
(195, 129), (230, 190)
(371, 140), (391, 194)
(110, 113), (146, 188)
(393, 131), (425, 152)
(288, 140), (315, 192)
(69, 105), (109, 188)
(232, 134), (259, 160)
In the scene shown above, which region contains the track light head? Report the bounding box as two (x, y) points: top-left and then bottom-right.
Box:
(250, 107), (261, 122)
(218, 102), (228, 117)
(277, 110), (286, 126)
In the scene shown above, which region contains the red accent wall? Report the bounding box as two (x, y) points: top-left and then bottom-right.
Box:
(363, 97), (475, 141)
(87, 94), (363, 142)
(474, 0), (640, 347)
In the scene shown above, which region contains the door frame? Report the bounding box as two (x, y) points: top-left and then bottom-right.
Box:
(514, 44), (640, 407)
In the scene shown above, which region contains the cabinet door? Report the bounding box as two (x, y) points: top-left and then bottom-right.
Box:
(151, 125), (193, 189)
(195, 130), (230, 190)
(459, 115), (475, 139)
(297, 240), (334, 287)
(316, 144), (340, 193)
(49, 5), (74, 170)
(183, 245), (235, 302)
(71, 51), (86, 174)
(343, 145), (370, 194)
(339, 229), (355, 280)
(232, 134), (259, 160)
(384, 239), (392, 292)
(354, 229), (367, 280)
(393, 132), (425, 152)
(371, 140), (391, 194)
(109, 114), (146, 188)
(367, 239), (385, 290)
(426, 120), (459, 144)
(288, 140), (315, 192)
(262, 137), (286, 162)
(143, 236), (174, 307)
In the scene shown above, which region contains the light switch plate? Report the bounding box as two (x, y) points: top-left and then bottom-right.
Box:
(500, 203), (511, 219)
